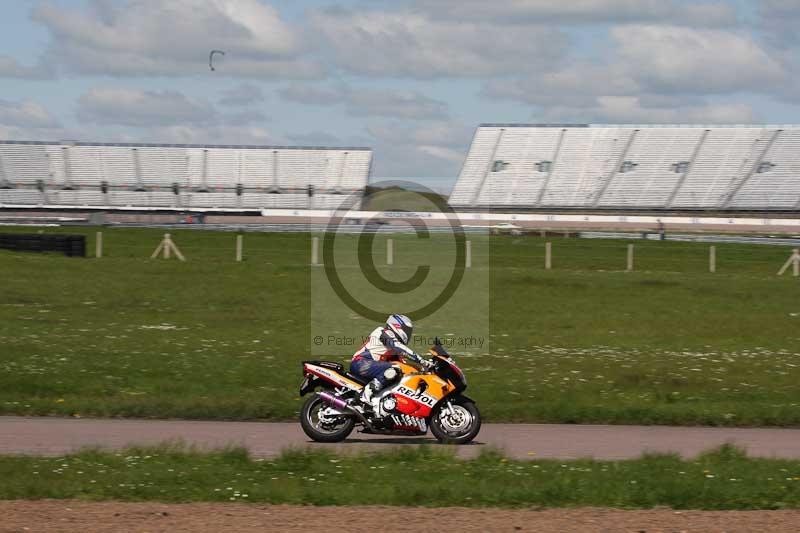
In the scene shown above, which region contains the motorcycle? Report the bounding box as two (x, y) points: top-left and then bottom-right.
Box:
(298, 338), (481, 444)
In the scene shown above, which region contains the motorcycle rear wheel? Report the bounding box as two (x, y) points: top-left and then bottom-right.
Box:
(430, 397), (481, 444)
(300, 394), (355, 443)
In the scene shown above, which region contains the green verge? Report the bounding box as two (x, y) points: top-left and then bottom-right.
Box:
(1, 226), (799, 424)
(2, 445), (800, 509)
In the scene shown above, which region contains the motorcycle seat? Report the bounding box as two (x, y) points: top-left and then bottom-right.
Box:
(304, 360), (368, 386)
(344, 372), (369, 386)
(304, 360), (344, 372)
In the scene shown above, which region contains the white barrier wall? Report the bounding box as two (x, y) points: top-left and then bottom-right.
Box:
(260, 209), (800, 229)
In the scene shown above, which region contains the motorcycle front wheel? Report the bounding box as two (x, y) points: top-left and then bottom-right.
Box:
(300, 394), (355, 443)
(430, 397), (481, 444)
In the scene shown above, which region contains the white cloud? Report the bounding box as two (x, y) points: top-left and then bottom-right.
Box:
(73, 87), (276, 144)
(0, 99), (69, 141)
(0, 126), (73, 141)
(0, 99), (60, 128)
(77, 88), (215, 127)
(757, 1), (800, 103)
(279, 85), (341, 106)
(220, 110), (268, 126)
(218, 83), (265, 106)
(286, 130), (343, 146)
(347, 90), (448, 120)
(144, 124), (282, 145)
(0, 56), (54, 79)
(486, 23), (787, 120)
(414, 0), (737, 26)
(536, 96), (756, 124)
(485, 63), (640, 107)
(33, 0), (322, 78)
(310, 9), (567, 78)
(613, 25), (786, 93)
(760, 0), (800, 48)
(365, 121), (472, 177)
(279, 84), (449, 120)
(366, 121), (473, 153)
(416, 145), (464, 163)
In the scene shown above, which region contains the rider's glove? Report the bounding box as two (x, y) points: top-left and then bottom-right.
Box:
(421, 358), (434, 371)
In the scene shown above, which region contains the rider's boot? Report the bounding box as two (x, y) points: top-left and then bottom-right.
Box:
(360, 378), (382, 409)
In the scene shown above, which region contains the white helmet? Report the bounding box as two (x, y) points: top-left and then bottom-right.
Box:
(386, 314), (413, 344)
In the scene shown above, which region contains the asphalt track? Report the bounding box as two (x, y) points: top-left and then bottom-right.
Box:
(3, 417), (800, 460)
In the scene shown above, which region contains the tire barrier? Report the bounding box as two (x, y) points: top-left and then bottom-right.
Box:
(0, 233), (86, 257)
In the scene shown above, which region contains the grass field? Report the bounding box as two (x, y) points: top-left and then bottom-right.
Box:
(1, 225), (800, 425)
(2, 444), (800, 509)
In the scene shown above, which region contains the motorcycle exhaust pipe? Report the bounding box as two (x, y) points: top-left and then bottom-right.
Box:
(316, 391), (375, 431)
(318, 391), (349, 411)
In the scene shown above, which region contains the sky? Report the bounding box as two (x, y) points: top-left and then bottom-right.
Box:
(1, 0), (800, 193)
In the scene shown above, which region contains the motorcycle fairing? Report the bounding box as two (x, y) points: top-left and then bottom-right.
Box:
(391, 373), (449, 418)
(302, 362), (365, 391)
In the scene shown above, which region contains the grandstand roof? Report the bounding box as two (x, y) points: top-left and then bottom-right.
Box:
(479, 123), (589, 128)
(479, 123), (800, 129)
(0, 140), (372, 151)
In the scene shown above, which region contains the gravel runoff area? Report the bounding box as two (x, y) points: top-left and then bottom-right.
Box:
(3, 417), (800, 460)
(2, 501), (800, 533)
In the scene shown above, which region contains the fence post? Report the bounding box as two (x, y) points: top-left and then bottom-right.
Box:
(311, 236), (319, 266)
(95, 231), (103, 258)
(170, 234), (185, 261)
(626, 244), (634, 272)
(466, 240), (472, 268)
(545, 242), (552, 270)
(777, 248), (800, 277)
(150, 233), (183, 260)
(795, 249), (800, 278)
(709, 246), (716, 273)
(164, 234), (171, 259)
(236, 234), (243, 262)
(387, 238), (393, 266)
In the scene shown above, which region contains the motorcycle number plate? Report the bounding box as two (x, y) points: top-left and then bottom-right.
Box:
(299, 376), (310, 394)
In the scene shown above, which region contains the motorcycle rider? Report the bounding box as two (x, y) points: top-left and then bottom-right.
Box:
(351, 314), (430, 407)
